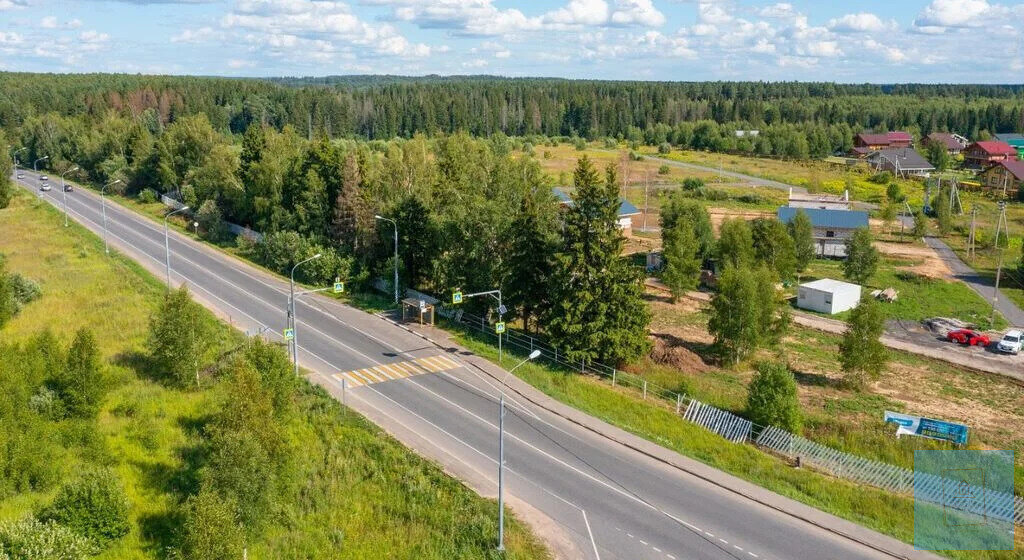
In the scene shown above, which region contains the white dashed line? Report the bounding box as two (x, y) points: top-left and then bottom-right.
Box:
(652, 546), (661, 552)
(639, 540), (648, 546)
(719, 538), (729, 544)
(748, 553), (759, 558)
(667, 555), (676, 560)
(626, 533), (634, 539)
(734, 545), (743, 551)
(704, 532), (714, 537)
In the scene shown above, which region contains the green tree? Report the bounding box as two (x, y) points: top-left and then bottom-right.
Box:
(661, 222), (701, 302)
(543, 157), (651, 365)
(879, 202), (897, 234)
(148, 286), (215, 388)
(0, 132), (12, 209)
(0, 517), (92, 560)
(707, 266), (785, 364)
(196, 199), (226, 242)
(0, 262), (14, 328)
(504, 193), (558, 333)
(886, 182), (903, 203)
(841, 228), (879, 284)
(391, 195), (437, 290)
(839, 297), (889, 389)
(746, 361), (802, 432)
(716, 218), (755, 269)
(659, 193), (713, 260)
(932, 187), (952, 235)
(54, 329), (105, 418)
(911, 209), (928, 239)
(924, 140), (951, 171)
(201, 428), (274, 530)
(751, 217), (797, 280)
(788, 209), (815, 273)
(330, 152), (363, 253)
(41, 468), (130, 547)
(177, 490), (244, 560)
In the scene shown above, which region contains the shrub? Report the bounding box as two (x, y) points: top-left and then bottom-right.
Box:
(681, 177), (704, 191)
(736, 193), (762, 205)
(0, 517), (93, 560)
(53, 328), (106, 418)
(177, 490), (244, 560)
(628, 150), (643, 161)
(869, 171), (894, 184)
(137, 188), (158, 204)
(657, 142), (672, 154)
(658, 164), (671, 175)
(149, 286), (216, 388)
(522, 142), (534, 156)
(8, 274), (41, 312)
(572, 137), (586, 151)
(698, 188), (729, 201)
(196, 199), (227, 242)
(603, 137), (617, 149)
(40, 468), (131, 547)
(746, 361), (802, 433)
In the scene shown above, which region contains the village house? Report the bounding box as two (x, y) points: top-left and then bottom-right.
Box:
(851, 131), (913, 156)
(866, 148), (936, 177)
(963, 141), (1017, 169)
(922, 132), (967, 155)
(978, 159), (1024, 194)
(777, 207), (869, 258)
(787, 187), (852, 210)
(993, 133), (1024, 158)
(553, 187), (641, 234)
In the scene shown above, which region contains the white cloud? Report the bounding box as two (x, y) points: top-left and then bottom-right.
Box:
(609, 0), (665, 27)
(67, 19), (83, 29)
(462, 57), (488, 68)
(827, 13), (893, 33)
(41, 16), (58, 29)
(171, 26), (221, 43)
(544, 0), (609, 26)
(80, 30), (110, 43)
(0, 31), (24, 46)
(494, 50), (511, 58)
(914, 0), (992, 28)
(227, 58), (254, 68)
(758, 3), (795, 19)
(0, 0), (29, 9)
(697, 1), (733, 25)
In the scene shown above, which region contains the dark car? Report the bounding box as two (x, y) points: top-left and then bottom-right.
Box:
(63, 184), (73, 192)
(946, 329), (990, 346)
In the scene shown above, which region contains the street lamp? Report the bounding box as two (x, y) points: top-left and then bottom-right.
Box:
(10, 147), (25, 175)
(496, 348), (539, 553)
(289, 253), (322, 376)
(163, 205), (190, 288)
(33, 155), (48, 174)
(100, 179), (122, 254)
(61, 166), (78, 227)
(374, 215), (399, 303)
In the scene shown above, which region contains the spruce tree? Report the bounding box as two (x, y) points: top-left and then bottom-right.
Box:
(543, 157), (651, 365)
(505, 193), (558, 333)
(330, 152), (362, 253)
(788, 209), (815, 273)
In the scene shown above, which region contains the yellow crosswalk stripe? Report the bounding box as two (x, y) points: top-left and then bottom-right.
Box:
(334, 355), (461, 388)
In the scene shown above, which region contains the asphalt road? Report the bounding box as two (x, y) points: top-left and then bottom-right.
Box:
(13, 171), (919, 560)
(923, 235), (1024, 327)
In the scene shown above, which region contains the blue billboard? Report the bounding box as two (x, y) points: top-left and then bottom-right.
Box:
(884, 411), (969, 446)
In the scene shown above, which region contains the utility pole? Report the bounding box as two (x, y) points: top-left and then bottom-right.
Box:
(991, 201), (1007, 325)
(967, 205), (977, 260)
(642, 171), (649, 233)
(993, 200), (1009, 251)
(164, 205), (190, 289)
(496, 394), (505, 552)
(374, 215), (399, 303)
(289, 253), (322, 376)
(459, 289), (505, 362)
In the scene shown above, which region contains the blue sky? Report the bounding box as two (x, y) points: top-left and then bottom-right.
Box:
(1, 0), (1022, 81)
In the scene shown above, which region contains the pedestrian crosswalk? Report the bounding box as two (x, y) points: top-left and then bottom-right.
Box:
(332, 354), (461, 387)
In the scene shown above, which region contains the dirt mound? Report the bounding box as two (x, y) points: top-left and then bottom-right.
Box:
(649, 333), (711, 372)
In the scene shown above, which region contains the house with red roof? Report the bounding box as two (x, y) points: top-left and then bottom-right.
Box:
(963, 141), (1017, 168)
(979, 159), (1024, 193)
(851, 131), (913, 156)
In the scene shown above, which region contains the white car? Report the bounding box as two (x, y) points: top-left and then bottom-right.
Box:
(39, 175), (48, 182)
(16, 173), (24, 179)
(40, 183), (51, 192)
(996, 330), (1022, 354)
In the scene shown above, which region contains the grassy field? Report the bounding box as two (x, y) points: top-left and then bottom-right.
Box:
(0, 190), (549, 560)
(447, 321), (1024, 559)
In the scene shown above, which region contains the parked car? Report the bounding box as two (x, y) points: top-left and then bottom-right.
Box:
(40, 183), (51, 192)
(996, 329), (1022, 354)
(947, 329), (990, 346)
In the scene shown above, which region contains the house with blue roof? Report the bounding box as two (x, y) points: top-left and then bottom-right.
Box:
(553, 187), (641, 233)
(777, 206), (869, 258)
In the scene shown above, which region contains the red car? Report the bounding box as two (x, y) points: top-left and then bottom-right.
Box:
(947, 329), (990, 346)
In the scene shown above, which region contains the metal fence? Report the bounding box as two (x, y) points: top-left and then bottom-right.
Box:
(431, 301), (1024, 526)
(160, 194), (263, 241)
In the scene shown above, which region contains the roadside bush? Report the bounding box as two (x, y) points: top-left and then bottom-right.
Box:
(196, 199), (227, 242)
(603, 137), (617, 148)
(51, 328), (106, 418)
(8, 274), (41, 312)
(149, 286), (216, 388)
(658, 164), (671, 175)
(681, 177), (704, 191)
(40, 468), (131, 547)
(0, 517), (93, 560)
(657, 142), (672, 154)
(628, 150), (643, 161)
(697, 187), (729, 201)
(137, 189), (158, 204)
(746, 361), (802, 433)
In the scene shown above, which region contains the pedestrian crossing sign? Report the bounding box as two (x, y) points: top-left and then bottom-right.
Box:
(333, 281), (344, 293)
(452, 291), (463, 304)
(283, 328), (294, 340)
(495, 322), (506, 334)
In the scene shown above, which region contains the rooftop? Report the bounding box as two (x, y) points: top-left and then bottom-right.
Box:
(777, 206), (869, 230)
(924, 132), (965, 151)
(553, 187), (640, 217)
(801, 278), (862, 292)
(866, 148), (935, 171)
(988, 159), (1024, 181)
(968, 141), (1017, 156)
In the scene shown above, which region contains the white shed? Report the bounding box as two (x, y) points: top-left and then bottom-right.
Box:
(797, 279), (861, 315)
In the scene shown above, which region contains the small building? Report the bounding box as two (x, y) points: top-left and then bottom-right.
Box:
(963, 141), (1017, 169)
(553, 187), (641, 233)
(777, 206), (869, 258)
(734, 130), (759, 138)
(993, 133), (1024, 158)
(787, 187), (851, 210)
(978, 159), (1024, 193)
(866, 148), (935, 177)
(851, 131), (913, 156)
(922, 132), (967, 155)
(797, 279), (862, 315)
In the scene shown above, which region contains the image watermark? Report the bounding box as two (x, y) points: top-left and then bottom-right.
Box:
(914, 450), (1015, 551)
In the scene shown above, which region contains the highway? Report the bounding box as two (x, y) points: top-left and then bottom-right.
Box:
(12, 170), (929, 560)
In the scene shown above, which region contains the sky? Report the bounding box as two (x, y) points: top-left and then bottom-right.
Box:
(0, 0), (1023, 82)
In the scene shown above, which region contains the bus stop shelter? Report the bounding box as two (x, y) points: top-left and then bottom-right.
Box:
(401, 297), (435, 326)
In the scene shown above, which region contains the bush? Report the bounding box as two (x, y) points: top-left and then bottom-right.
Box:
(603, 137), (617, 149)
(681, 177), (704, 191)
(572, 137), (586, 151)
(736, 193), (762, 205)
(8, 274), (41, 313)
(698, 188), (729, 201)
(40, 468), (131, 547)
(658, 164), (670, 175)
(628, 150), (643, 161)
(869, 171), (894, 184)
(746, 361), (802, 433)
(137, 188), (158, 204)
(657, 142), (672, 154)
(0, 517), (93, 560)
(177, 490), (244, 560)
(52, 328), (106, 419)
(196, 199), (227, 242)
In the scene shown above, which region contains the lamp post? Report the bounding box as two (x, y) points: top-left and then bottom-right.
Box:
(164, 205), (190, 289)
(11, 147), (25, 176)
(60, 166), (78, 227)
(100, 179), (121, 254)
(33, 155), (48, 174)
(496, 351), (539, 552)
(289, 253), (322, 376)
(374, 215), (399, 303)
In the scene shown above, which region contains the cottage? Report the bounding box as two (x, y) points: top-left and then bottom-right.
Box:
(553, 187), (641, 234)
(777, 206), (869, 258)
(866, 148), (935, 177)
(851, 131), (912, 156)
(922, 132), (967, 155)
(978, 160), (1024, 193)
(963, 141), (1017, 169)
(993, 133), (1024, 158)
(797, 279), (862, 315)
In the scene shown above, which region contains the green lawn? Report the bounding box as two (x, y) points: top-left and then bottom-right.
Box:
(0, 191), (549, 560)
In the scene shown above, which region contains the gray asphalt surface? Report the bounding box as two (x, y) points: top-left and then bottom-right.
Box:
(923, 236), (1024, 327)
(14, 171), (918, 560)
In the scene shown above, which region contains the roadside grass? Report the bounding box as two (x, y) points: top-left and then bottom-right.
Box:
(445, 323), (1023, 559)
(800, 258), (1007, 329)
(0, 190), (549, 560)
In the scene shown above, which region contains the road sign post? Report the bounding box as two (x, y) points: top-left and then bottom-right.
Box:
(283, 328), (294, 340)
(452, 291), (463, 304)
(333, 281), (344, 294)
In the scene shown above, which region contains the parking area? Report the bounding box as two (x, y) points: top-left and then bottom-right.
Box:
(886, 319), (1024, 382)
